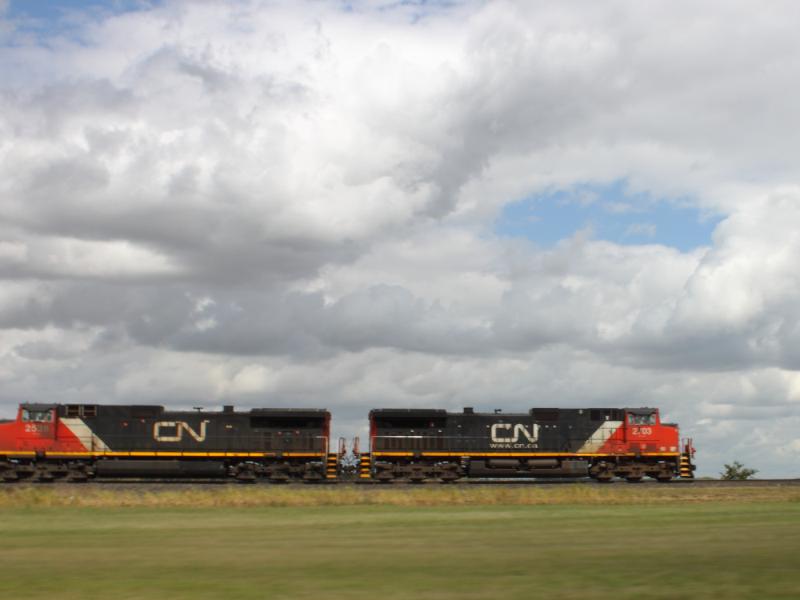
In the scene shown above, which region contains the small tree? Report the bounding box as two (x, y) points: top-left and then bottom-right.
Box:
(720, 461), (758, 480)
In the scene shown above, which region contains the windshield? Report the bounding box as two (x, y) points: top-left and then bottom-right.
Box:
(22, 409), (53, 422)
(628, 412), (656, 425)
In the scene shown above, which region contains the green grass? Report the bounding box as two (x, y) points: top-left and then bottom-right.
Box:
(1, 492), (799, 599)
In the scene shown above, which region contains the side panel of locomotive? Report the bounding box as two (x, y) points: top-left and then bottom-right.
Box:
(0, 403), (332, 482)
(367, 407), (688, 482)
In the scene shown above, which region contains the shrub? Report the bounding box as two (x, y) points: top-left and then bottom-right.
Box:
(720, 461), (758, 480)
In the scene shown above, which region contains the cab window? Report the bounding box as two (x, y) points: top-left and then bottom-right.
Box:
(22, 409), (53, 422)
(628, 412), (656, 425)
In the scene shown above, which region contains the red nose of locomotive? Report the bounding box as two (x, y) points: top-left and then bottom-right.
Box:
(624, 408), (680, 454)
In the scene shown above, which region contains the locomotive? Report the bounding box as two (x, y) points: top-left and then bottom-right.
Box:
(359, 407), (695, 482)
(0, 403), (337, 482)
(0, 402), (695, 483)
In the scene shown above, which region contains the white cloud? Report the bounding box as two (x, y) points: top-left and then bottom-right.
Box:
(1, 0), (800, 476)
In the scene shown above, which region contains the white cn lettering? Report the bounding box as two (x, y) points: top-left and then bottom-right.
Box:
(490, 423), (539, 443)
(153, 420), (210, 443)
(490, 423), (512, 442)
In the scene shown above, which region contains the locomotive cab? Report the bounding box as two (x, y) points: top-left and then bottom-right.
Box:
(626, 408), (658, 426)
(624, 407), (680, 454)
(18, 404), (58, 442)
(625, 408), (659, 440)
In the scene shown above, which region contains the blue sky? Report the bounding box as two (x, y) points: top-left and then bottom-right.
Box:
(7, 0), (155, 31)
(7, 0), (152, 17)
(496, 181), (722, 251)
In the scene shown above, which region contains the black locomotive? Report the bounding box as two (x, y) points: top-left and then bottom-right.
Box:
(1, 402), (695, 483)
(360, 407), (693, 482)
(0, 403), (336, 482)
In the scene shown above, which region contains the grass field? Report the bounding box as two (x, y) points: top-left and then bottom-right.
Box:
(1, 486), (799, 599)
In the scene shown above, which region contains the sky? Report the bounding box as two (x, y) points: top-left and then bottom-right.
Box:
(1, 0), (800, 477)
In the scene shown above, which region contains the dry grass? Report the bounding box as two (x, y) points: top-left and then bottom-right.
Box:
(1, 482), (798, 508)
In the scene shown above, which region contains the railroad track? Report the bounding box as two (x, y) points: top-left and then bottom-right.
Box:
(3, 478), (798, 489)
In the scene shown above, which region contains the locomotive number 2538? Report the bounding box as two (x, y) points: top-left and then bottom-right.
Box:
(24, 423), (49, 434)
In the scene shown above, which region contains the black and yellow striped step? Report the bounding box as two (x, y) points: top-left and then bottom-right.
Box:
(358, 453), (371, 479)
(679, 454), (694, 478)
(326, 452), (338, 479)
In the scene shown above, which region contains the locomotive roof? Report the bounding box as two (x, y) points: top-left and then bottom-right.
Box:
(370, 407), (657, 417)
(17, 403), (330, 417)
(370, 408), (448, 417)
(249, 408), (329, 417)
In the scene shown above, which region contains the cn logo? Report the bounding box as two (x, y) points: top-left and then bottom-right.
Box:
(490, 423), (539, 443)
(153, 420), (210, 443)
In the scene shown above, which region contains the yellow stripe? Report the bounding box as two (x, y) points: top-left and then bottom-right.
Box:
(31, 451), (268, 458)
(283, 452), (327, 458)
(130, 451), (181, 457)
(5, 450), (327, 459)
(372, 452), (413, 457)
